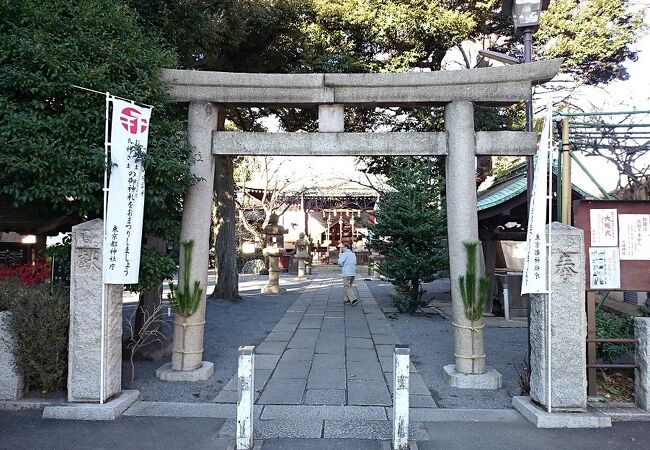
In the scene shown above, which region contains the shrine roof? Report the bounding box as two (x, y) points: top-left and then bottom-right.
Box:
(477, 163), (592, 212)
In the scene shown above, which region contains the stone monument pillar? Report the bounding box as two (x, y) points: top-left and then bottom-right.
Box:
(443, 101), (501, 388)
(262, 213), (287, 294)
(294, 232), (309, 279)
(635, 317), (650, 411)
(0, 311), (24, 400)
(68, 219), (123, 402)
(529, 222), (587, 410)
(158, 102), (218, 380)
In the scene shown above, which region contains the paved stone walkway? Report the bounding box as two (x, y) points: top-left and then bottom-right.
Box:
(213, 274), (437, 408)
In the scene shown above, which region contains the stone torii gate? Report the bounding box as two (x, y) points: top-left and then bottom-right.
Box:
(155, 60), (562, 387)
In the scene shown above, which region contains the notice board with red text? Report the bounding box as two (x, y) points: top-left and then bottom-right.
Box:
(574, 200), (650, 291)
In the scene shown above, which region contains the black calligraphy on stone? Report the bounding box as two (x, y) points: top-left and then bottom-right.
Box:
(555, 252), (578, 281)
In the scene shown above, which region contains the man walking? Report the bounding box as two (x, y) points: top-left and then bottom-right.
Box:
(338, 243), (358, 305)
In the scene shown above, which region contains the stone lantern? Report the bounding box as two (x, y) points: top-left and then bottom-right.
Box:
(261, 212), (287, 294)
(293, 232), (309, 279)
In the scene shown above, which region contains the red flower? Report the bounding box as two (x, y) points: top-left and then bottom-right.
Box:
(0, 260), (50, 286)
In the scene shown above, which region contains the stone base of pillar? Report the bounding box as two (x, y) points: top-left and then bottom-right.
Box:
(261, 285), (286, 294)
(512, 396), (611, 428)
(443, 364), (502, 390)
(156, 361), (214, 382)
(297, 259), (306, 279)
(42, 390), (140, 421)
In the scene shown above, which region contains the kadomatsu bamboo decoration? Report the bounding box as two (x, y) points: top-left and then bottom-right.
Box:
(168, 240), (202, 317)
(458, 241), (489, 321)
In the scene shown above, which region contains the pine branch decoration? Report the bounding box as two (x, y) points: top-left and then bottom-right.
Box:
(168, 240), (202, 317)
(458, 241), (489, 321)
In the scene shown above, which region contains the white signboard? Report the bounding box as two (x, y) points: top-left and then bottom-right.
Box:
(103, 99), (151, 284)
(619, 214), (650, 260)
(590, 209), (618, 247)
(589, 247), (621, 289)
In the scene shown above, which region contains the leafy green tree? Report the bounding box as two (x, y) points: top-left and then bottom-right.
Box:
(0, 0), (195, 258)
(368, 159), (448, 312)
(537, 0), (644, 85)
(0, 0), (197, 340)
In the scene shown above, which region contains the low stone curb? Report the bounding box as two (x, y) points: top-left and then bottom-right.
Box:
(42, 390), (140, 421)
(591, 402), (650, 422)
(512, 396), (612, 428)
(0, 395), (67, 412)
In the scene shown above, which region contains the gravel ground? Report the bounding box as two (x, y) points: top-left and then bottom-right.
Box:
(366, 279), (528, 409)
(122, 273), (311, 403)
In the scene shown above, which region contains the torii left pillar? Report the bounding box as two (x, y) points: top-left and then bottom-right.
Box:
(443, 101), (502, 389)
(157, 102), (218, 381)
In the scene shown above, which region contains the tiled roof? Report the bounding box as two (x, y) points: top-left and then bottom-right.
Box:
(477, 176), (527, 211)
(477, 163), (592, 212)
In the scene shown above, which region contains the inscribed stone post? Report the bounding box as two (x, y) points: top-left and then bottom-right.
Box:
(529, 222), (587, 410)
(0, 311), (24, 400)
(635, 317), (650, 410)
(68, 219), (123, 402)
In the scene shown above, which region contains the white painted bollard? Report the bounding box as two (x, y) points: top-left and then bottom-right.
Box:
(502, 275), (510, 321)
(393, 345), (410, 450)
(237, 346), (255, 449)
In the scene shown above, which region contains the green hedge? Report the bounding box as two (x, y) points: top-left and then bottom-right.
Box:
(0, 279), (69, 392)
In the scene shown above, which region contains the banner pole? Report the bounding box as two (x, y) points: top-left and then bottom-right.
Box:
(71, 85), (154, 109)
(100, 93), (111, 405)
(546, 102), (554, 413)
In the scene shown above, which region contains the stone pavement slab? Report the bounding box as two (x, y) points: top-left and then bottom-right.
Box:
(305, 389), (346, 405)
(218, 418), (323, 439)
(260, 405), (387, 420)
(347, 380), (392, 406)
(323, 420), (430, 440)
(257, 378), (307, 405)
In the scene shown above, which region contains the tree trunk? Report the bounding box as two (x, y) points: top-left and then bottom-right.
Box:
(211, 154), (240, 300)
(135, 236), (165, 343)
(410, 278), (419, 303)
(476, 155), (492, 188)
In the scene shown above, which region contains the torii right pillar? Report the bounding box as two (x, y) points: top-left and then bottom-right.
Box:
(443, 101), (502, 389)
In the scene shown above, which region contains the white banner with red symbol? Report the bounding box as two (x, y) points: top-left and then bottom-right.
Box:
(103, 98), (151, 284)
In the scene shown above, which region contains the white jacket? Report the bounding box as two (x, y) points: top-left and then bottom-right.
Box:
(338, 248), (357, 277)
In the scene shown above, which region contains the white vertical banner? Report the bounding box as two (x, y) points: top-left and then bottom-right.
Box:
(521, 104), (553, 295)
(103, 98), (152, 284)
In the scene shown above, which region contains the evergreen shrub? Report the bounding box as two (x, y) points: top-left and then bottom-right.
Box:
(595, 309), (635, 362)
(0, 265), (69, 392)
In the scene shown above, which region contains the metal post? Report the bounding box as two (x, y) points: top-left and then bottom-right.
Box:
(561, 118), (572, 224)
(586, 293), (598, 397)
(523, 28), (534, 212)
(523, 28), (534, 375)
(393, 345), (410, 450)
(237, 346), (255, 449)
(556, 142), (563, 222)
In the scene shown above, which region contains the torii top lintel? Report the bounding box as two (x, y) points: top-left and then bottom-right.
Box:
(161, 59), (562, 107)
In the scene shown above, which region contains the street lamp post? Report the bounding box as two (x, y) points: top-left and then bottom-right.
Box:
(501, 0), (549, 374)
(501, 0), (550, 209)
